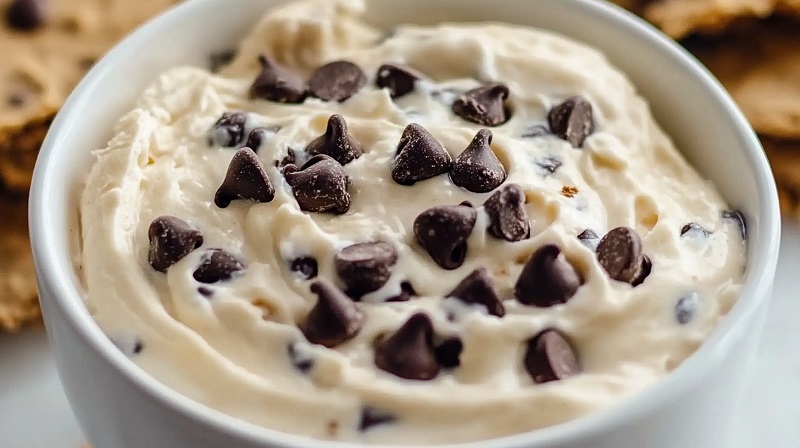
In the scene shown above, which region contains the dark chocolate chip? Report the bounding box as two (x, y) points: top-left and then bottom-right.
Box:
(514, 244), (583, 307)
(301, 280), (364, 348)
(536, 157), (563, 176)
(524, 328), (581, 383)
(596, 227), (650, 285)
(434, 337), (463, 369)
(451, 83), (510, 127)
(308, 60), (366, 102)
(680, 222), (709, 237)
(721, 210), (747, 241)
(214, 148), (275, 208)
(132, 340), (144, 355)
(198, 286), (213, 297)
(287, 343), (314, 374)
(193, 249), (244, 283)
(276, 148), (297, 168)
(209, 49), (236, 73)
(285, 154), (351, 214)
(413, 204), (477, 270)
(290, 257), (318, 280)
(359, 407), (396, 432)
(547, 96), (595, 148)
(577, 229), (599, 250)
(147, 216), (204, 272)
(675, 292), (699, 325)
(304, 114), (363, 165)
(632, 255), (652, 287)
(375, 63), (423, 99)
(207, 111), (247, 148)
(374, 312), (439, 381)
(249, 54), (307, 103)
(483, 183), (530, 242)
(450, 129), (506, 193)
(386, 281), (416, 303)
(245, 126), (281, 153)
(5, 0), (47, 31)
(522, 124), (550, 138)
(446, 267), (505, 317)
(335, 242), (398, 298)
(392, 123), (452, 185)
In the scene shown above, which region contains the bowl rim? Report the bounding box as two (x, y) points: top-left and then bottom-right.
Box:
(29, 0), (781, 447)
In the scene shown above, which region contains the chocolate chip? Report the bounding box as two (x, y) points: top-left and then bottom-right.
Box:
(451, 83), (510, 127)
(386, 281), (415, 303)
(547, 96), (595, 148)
(483, 183), (530, 242)
(209, 49), (236, 73)
(301, 280), (364, 348)
(193, 249), (244, 283)
(375, 312), (439, 381)
(287, 343), (314, 374)
(536, 157), (562, 176)
(577, 229), (599, 250)
(392, 123), (452, 185)
(450, 129), (506, 193)
(304, 114), (363, 165)
(680, 222), (710, 237)
(434, 338), (463, 369)
(721, 210), (747, 241)
(359, 407), (395, 432)
(147, 216), (204, 272)
(413, 204), (477, 270)
(446, 267), (505, 317)
(522, 124), (550, 138)
(675, 292), (699, 324)
(112, 336), (145, 357)
(514, 244), (583, 307)
(198, 287), (214, 297)
(376, 63), (423, 99)
(214, 148), (275, 208)
(249, 54), (307, 103)
(308, 60), (366, 102)
(285, 155), (351, 214)
(335, 242), (398, 298)
(524, 328), (581, 383)
(596, 227), (650, 285)
(633, 255), (652, 287)
(207, 111), (247, 148)
(276, 148), (297, 168)
(5, 0), (47, 31)
(245, 126), (281, 153)
(290, 257), (318, 280)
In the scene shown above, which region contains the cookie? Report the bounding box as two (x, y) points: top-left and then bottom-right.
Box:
(684, 18), (800, 139)
(608, 0), (649, 14)
(0, 192), (39, 331)
(642, 0), (776, 38)
(761, 138), (800, 217)
(0, 0), (179, 193)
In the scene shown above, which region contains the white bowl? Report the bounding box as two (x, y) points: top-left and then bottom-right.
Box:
(29, 0), (781, 447)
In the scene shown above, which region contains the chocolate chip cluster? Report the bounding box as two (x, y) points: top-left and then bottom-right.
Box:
(143, 55), (752, 394)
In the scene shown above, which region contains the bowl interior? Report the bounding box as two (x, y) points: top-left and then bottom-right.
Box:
(30, 0), (780, 447)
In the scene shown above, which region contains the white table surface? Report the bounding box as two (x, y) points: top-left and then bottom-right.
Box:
(2, 224), (799, 448)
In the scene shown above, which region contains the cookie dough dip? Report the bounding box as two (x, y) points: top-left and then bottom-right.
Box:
(77, 0), (748, 444)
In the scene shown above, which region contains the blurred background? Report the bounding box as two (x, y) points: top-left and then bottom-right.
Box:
(1, 0), (799, 446)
